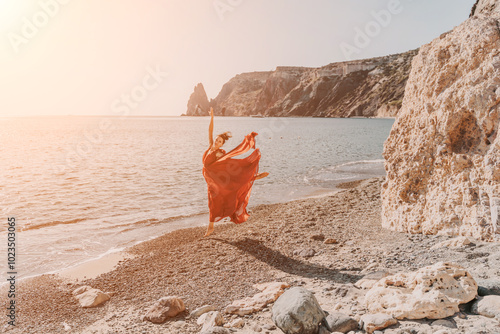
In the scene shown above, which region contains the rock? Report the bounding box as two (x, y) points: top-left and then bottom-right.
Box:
(323, 312), (358, 333)
(197, 311), (225, 332)
(172, 320), (187, 328)
(430, 237), (473, 250)
(186, 83), (210, 116)
(364, 262), (478, 319)
(311, 234), (325, 241)
(199, 326), (231, 334)
(226, 318), (244, 328)
(431, 319), (457, 328)
(271, 287), (326, 334)
(478, 279), (500, 296)
(382, 0), (500, 241)
(262, 323), (276, 330)
(143, 296), (185, 324)
(472, 0), (500, 17)
(355, 271), (391, 290)
(72, 285), (110, 308)
(318, 324), (331, 334)
(192, 50), (417, 117)
(225, 282), (290, 316)
(360, 314), (397, 334)
(190, 305), (216, 318)
(433, 330), (453, 334)
(251, 323), (262, 332)
(471, 295), (500, 320)
(293, 248), (316, 258)
(324, 238), (338, 244)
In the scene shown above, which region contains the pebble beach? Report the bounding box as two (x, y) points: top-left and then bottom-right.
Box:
(2, 176), (500, 334)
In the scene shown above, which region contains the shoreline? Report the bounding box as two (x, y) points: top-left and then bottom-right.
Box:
(4, 175), (498, 333)
(6, 181), (355, 285)
(50, 187), (341, 282)
(50, 186), (344, 283)
(0, 177), (371, 333)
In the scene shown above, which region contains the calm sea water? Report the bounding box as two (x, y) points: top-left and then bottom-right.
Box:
(0, 116), (393, 280)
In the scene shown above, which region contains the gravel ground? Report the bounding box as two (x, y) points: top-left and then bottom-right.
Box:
(2, 176), (499, 334)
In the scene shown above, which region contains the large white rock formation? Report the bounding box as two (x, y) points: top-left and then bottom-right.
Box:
(364, 262), (478, 320)
(382, 0), (500, 240)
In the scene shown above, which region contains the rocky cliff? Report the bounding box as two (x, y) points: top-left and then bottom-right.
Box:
(186, 83), (210, 116)
(186, 50), (417, 117)
(382, 0), (500, 241)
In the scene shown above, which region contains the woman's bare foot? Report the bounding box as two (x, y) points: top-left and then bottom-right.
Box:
(204, 222), (215, 237)
(255, 172), (269, 180)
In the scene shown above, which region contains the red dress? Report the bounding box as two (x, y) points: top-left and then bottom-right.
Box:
(202, 132), (261, 224)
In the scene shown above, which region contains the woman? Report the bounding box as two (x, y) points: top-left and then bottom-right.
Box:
(202, 107), (269, 237)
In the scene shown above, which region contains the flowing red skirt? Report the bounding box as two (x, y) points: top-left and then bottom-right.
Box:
(202, 132), (261, 224)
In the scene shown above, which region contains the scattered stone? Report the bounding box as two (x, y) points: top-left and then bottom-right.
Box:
(199, 326), (231, 334)
(197, 311), (225, 332)
(324, 238), (338, 244)
(431, 319), (457, 328)
(360, 314), (397, 334)
(143, 296), (185, 324)
(323, 312), (358, 333)
(364, 262), (478, 319)
(173, 320), (187, 327)
(72, 285), (110, 308)
(478, 279), (500, 296)
(471, 295), (500, 320)
(191, 305), (216, 318)
(430, 237), (472, 250)
(354, 271), (391, 290)
(226, 318), (244, 328)
(293, 248), (316, 258)
(433, 330), (452, 334)
(359, 263), (379, 275)
(251, 323), (262, 332)
(225, 282), (290, 316)
(62, 322), (71, 331)
(262, 324), (276, 330)
(318, 325), (330, 334)
(272, 287), (326, 334)
(311, 234), (325, 241)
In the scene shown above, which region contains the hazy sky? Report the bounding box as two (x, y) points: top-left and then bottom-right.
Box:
(1, 0), (475, 117)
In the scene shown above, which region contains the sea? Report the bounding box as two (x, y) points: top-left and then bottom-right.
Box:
(0, 116), (394, 281)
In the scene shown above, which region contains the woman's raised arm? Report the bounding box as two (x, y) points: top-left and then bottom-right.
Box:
(208, 107), (214, 147)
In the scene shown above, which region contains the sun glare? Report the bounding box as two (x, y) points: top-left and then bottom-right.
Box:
(0, 1), (36, 30)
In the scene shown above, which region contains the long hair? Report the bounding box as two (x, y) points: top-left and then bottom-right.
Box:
(217, 131), (232, 144)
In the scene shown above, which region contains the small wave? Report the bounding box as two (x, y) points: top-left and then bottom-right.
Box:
(331, 159), (384, 169)
(21, 218), (88, 231)
(98, 218), (161, 230)
(98, 213), (209, 231)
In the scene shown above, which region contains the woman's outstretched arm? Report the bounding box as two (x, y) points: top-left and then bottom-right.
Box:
(208, 107), (214, 147)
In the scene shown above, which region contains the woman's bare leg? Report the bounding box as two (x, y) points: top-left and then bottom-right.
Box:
(204, 221), (215, 237)
(255, 172), (269, 180)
